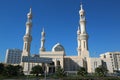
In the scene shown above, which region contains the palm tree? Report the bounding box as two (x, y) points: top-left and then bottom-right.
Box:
(77, 67), (87, 76)
(30, 65), (43, 76)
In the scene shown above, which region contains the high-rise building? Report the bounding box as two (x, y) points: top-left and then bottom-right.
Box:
(5, 49), (22, 65)
(100, 52), (120, 73)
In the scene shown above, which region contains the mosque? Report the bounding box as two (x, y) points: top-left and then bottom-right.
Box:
(20, 4), (120, 75)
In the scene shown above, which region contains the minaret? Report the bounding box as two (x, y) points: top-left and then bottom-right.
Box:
(22, 8), (32, 56)
(79, 4), (89, 58)
(40, 28), (45, 52)
(21, 8), (33, 75)
(77, 26), (81, 56)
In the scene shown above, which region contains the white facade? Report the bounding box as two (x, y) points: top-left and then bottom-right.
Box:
(100, 52), (120, 73)
(87, 58), (102, 73)
(19, 4), (120, 75)
(5, 49), (22, 64)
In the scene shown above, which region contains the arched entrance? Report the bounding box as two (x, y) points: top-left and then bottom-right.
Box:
(49, 62), (55, 74)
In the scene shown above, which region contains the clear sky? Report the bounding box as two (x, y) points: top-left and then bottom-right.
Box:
(0, 0), (120, 62)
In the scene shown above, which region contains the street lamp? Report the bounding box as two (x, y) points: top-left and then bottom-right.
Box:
(27, 56), (30, 80)
(44, 63), (47, 80)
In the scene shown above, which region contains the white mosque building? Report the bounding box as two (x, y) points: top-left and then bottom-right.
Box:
(20, 4), (120, 75)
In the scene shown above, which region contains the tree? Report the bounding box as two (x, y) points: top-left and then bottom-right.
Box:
(3, 65), (15, 76)
(77, 67), (88, 76)
(30, 65), (43, 76)
(55, 66), (66, 78)
(3, 65), (23, 76)
(0, 63), (4, 75)
(95, 65), (108, 77)
(14, 65), (24, 76)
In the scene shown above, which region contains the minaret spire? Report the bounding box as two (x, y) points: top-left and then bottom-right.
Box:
(80, 3), (83, 10)
(27, 8), (32, 21)
(40, 27), (46, 52)
(42, 27), (44, 32)
(22, 8), (33, 56)
(21, 8), (33, 74)
(78, 3), (89, 58)
(77, 26), (81, 56)
(79, 3), (86, 34)
(30, 8), (32, 13)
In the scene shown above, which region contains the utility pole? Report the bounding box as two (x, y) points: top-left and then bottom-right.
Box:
(44, 63), (47, 80)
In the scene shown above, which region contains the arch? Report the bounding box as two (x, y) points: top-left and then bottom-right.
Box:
(57, 60), (60, 66)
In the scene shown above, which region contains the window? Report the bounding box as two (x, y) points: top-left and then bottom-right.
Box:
(110, 55), (112, 58)
(111, 59), (113, 61)
(57, 60), (60, 66)
(84, 41), (85, 48)
(50, 62), (54, 65)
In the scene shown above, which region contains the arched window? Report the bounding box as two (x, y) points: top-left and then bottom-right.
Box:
(50, 62), (54, 65)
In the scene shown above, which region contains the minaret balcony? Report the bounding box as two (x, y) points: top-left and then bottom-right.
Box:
(80, 18), (85, 22)
(80, 34), (88, 40)
(23, 35), (32, 42)
(26, 21), (32, 27)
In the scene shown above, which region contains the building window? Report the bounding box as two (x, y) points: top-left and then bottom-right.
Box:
(111, 59), (113, 61)
(110, 55), (112, 58)
(57, 60), (60, 66)
(50, 62), (54, 65)
(94, 61), (97, 68)
(84, 41), (85, 48)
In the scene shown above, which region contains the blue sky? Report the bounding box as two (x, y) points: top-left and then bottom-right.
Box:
(0, 0), (120, 62)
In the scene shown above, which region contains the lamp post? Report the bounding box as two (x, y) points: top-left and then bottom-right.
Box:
(27, 56), (30, 80)
(44, 63), (47, 80)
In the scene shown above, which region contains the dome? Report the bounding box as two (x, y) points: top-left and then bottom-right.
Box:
(52, 43), (65, 52)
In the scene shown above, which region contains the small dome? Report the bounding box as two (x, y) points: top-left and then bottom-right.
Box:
(52, 43), (65, 52)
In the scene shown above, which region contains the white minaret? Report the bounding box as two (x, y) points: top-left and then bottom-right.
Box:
(79, 4), (89, 58)
(77, 26), (81, 56)
(21, 8), (33, 74)
(22, 8), (32, 56)
(79, 4), (86, 34)
(40, 28), (45, 52)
